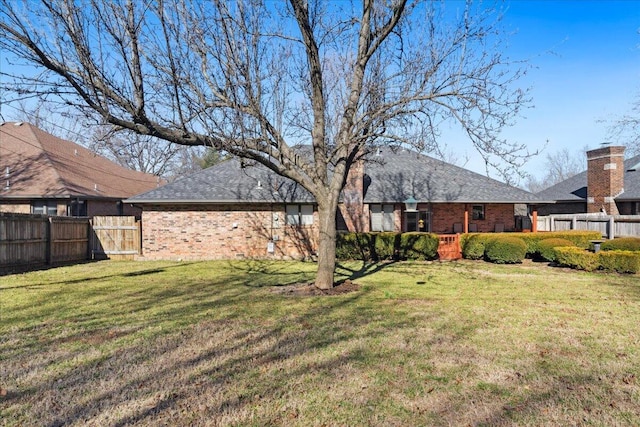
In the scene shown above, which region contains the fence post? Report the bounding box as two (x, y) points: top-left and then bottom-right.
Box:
(608, 216), (615, 239)
(46, 217), (52, 265)
(88, 218), (93, 260)
(571, 216), (577, 230)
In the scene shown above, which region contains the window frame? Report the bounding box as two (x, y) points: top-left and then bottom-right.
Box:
(405, 210), (430, 232)
(472, 205), (485, 221)
(370, 204), (395, 232)
(285, 204), (314, 226)
(31, 200), (58, 216)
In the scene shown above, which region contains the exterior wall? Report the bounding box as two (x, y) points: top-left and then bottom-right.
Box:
(0, 201), (30, 213)
(587, 146), (625, 215)
(1, 199), (140, 217)
(140, 204), (319, 261)
(122, 203), (143, 218)
(341, 160), (366, 231)
(537, 201), (587, 216)
(430, 203), (515, 233)
(617, 201), (640, 215)
(87, 200), (122, 217)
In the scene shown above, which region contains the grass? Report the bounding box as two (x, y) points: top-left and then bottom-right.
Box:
(1, 259), (639, 426)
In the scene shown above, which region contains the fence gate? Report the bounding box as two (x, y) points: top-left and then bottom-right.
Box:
(437, 234), (462, 260)
(91, 216), (140, 260)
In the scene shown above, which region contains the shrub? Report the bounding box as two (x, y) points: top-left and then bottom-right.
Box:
(555, 247), (600, 272)
(598, 251), (640, 274)
(400, 232), (439, 260)
(484, 236), (527, 264)
(536, 238), (576, 262)
(518, 231), (602, 256)
(462, 234), (489, 260)
(336, 232), (374, 261)
(462, 231), (601, 258)
(373, 232), (400, 261)
(600, 237), (640, 252)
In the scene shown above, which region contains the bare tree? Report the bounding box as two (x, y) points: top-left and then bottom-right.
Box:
(525, 147), (585, 193)
(607, 93), (640, 156)
(0, 0), (534, 289)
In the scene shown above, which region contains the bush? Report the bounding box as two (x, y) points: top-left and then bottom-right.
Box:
(462, 234), (489, 260)
(461, 231), (601, 258)
(336, 232), (374, 261)
(555, 247), (600, 272)
(373, 232), (400, 261)
(400, 232), (439, 260)
(484, 236), (527, 264)
(598, 251), (640, 274)
(600, 237), (640, 252)
(536, 238), (576, 262)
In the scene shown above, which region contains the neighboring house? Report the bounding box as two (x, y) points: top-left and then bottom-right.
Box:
(127, 147), (548, 260)
(0, 121), (162, 217)
(537, 146), (640, 216)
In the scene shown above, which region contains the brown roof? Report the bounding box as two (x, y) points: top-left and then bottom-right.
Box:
(0, 121), (161, 199)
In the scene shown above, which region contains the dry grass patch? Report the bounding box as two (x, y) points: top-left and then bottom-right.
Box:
(1, 259), (639, 426)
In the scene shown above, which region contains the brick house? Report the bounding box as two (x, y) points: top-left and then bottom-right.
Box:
(127, 148), (546, 260)
(537, 146), (640, 216)
(0, 121), (162, 217)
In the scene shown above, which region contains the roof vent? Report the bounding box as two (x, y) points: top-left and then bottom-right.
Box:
(74, 149), (78, 156)
(627, 162), (640, 172)
(5, 167), (9, 177)
(14, 122), (23, 127)
(94, 183), (98, 191)
(256, 180), (263, 189)
(4, 180), (9, 190)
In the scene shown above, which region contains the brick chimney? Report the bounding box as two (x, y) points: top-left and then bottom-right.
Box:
(586, 145), (625, 215)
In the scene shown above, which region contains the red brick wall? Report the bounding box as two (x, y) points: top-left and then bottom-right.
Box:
(586, 146), (625, 215)
(140, 204), (318, 260)
(342, 160), (366, 231)
(430, 203), (515, 233)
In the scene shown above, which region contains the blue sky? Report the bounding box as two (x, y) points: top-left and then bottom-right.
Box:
(458, 0), (640, 180)
(1, 1), (638, 183)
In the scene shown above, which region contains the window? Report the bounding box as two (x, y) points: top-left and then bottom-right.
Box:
(370, 204), (395, 231)
(405, 211), (430, 232)
(32, 200), (58, 216)
(67, 199), (87, 217)
(472, 205), (485, 220)
(286, 204), (314, 226)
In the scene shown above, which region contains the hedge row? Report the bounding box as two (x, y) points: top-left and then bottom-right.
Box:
(555, 247), (640, 273)
(461, 231), (601, 260)
(601, 237), (640, 252)
(336, 232), (439, 261)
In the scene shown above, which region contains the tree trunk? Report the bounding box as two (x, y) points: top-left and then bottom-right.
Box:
(314, 198), (339, 290)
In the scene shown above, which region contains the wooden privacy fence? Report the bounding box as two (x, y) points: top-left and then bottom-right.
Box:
(90, 216), (140, 260)
(0, 213), (141, 268)
(0, 213), (90, 268)
(537, 214), (640, 239)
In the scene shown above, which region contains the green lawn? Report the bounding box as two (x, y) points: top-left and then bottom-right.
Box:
(1, 260), (639, 426)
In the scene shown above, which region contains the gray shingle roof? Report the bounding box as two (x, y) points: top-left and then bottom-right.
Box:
(363, 149), (545, 203)
(536, 155), (640, 202)
(127, 147), (546, 204)
(126, 157), (314, 203)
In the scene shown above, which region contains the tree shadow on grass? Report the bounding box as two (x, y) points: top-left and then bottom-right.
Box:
(3, 261), (639, 426)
